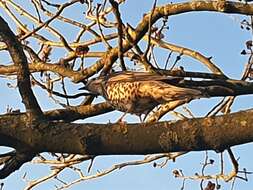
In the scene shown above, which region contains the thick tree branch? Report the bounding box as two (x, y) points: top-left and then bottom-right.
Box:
(0, 16), (43, 118)
(45, 102), (114, 122)
(1, 109), (253, 156)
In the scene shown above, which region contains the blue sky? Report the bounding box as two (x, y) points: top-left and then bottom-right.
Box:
(1, 0), (253, 189)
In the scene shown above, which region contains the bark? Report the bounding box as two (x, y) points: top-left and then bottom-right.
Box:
(1, 109), (253, 156)
(0, 16), (43, 118)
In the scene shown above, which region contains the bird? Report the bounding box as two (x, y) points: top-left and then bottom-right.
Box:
(81, 71), (205, 122)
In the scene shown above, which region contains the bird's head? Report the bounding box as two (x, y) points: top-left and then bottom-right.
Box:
(79, 77), (105, 96)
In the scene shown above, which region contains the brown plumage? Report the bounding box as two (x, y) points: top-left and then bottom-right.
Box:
(84, 71), (205, 120)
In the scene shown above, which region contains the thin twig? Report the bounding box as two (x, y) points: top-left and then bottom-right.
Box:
(96, 4), (112, 49)
(109, 0), (126, 70)
(144, 0), (157, 58)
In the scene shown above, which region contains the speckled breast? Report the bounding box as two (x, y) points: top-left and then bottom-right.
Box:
(105, 81), (138, 112)
(105, 81), (158, 115)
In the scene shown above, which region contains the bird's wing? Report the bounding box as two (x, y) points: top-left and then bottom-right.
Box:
(138, 81), (203, 103)
(105, 71), (182, 84)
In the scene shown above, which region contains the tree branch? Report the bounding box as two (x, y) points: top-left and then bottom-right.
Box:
(1, 108), (253, 156)
(0, 150), (35, 179)
(109, 0), (126, 71)
(147, 37), (224, 75)
(0, 16), (43, 119)
(44, 102), (114, 122)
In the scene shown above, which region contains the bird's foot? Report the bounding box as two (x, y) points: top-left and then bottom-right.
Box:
(116, 118), (128, 134)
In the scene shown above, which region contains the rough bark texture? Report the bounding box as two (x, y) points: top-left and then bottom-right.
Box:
(1, 109), (253, 155)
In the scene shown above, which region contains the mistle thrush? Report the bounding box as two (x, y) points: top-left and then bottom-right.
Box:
(83, 71), (205, 120)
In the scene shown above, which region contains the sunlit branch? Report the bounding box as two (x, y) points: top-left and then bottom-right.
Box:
(0, 16), (43, 118)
